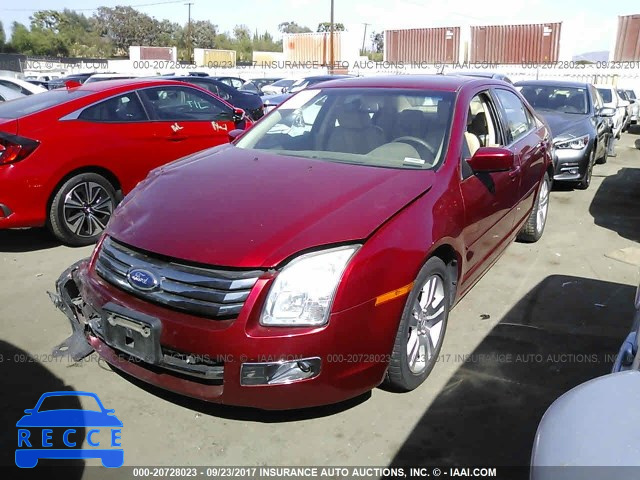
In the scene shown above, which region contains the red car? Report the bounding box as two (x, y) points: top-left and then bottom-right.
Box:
(0, 79), (251, 246)
(52, 75), (552, 410)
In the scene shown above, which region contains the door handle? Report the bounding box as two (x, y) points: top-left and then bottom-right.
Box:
(508, 165), (522, 179)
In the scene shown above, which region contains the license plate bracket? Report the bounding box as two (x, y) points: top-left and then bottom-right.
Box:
(101, 302), (162, 364)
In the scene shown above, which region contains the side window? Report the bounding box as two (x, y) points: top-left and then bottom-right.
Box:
(493, 89), (533, 144)
(0, 80), (30, 95)
(230, 79), (243, 89)
(462, 92), (502, 178)
(139, 86), (232, 121)
(591, 87), (603, 111)
(78, 93), (147, 122)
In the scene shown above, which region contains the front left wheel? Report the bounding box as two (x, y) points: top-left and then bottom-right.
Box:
(48, 173), (117, 247)
(384, 257), (451, 392)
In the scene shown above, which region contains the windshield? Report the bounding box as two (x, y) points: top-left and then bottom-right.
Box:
(272, 79), (295, 88)
(517, 85), (588, 114)
(289, 79), (310, 93)
(235, 88), (455, 170)
(597, 88), (612, 103)
(627, 90), (637, 100)
(0, 89), (91, 118)
(617, 90), (628, 101)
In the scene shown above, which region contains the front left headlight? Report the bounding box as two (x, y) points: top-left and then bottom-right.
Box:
(260, 245), (360, 327)
(554, 134), (589, 150)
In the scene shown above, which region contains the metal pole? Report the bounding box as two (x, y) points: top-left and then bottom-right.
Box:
(329, 0), (334, 73)
(362, 23), (369, 53)
(185, 2), (194, 63)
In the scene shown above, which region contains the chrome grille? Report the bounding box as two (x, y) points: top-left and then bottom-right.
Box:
(95, 236), (263, 319)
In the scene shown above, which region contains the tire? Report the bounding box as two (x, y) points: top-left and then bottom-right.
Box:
(48, 173), (117, 247)
(517, 172), (550, 243)
(576, 149), (594, 190)
(384, 257), (451, 392)
(596, 137), (608, 165)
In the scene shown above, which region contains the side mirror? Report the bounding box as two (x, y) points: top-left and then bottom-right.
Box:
(228, 129), (245, 142)
(598, 107), (616, 117)
(65, 80), (82, 89)
(233, 108), (245, 123)
(629, 99), (636, 104)
(467, 146), (515, 173)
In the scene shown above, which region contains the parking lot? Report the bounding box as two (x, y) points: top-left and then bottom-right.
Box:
(1, 128), (639, 475)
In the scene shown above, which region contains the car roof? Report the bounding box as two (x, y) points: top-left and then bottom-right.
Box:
(310, 74), (500, 91)
(515, 79), (590, 88)
(74, 78), (192, 92)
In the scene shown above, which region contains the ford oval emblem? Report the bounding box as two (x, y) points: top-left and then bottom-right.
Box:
(126, 268), (159, 291)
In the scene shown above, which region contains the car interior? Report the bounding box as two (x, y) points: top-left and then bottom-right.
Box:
(248, 91), (456, 169)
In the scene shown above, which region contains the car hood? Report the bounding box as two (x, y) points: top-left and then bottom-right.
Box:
(106, 145), (435, 268)
(538, 111), (591, 139)
(16, 410), (123, 427)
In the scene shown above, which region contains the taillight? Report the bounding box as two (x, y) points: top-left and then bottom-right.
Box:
(0, 132), (39, 165)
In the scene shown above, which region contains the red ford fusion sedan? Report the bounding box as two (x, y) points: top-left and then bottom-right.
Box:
(52, 75), (553, 410)
(0, 79), (251, 246)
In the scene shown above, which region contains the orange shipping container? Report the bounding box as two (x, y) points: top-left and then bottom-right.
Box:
(614, 14), (640, 61)
(283, 32), (343, 65)
(470, 23), (561, 64)
(140, 47), (174, 61)
(384, 27), (461, 63)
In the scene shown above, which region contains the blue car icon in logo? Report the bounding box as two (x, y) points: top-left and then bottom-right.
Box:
(16, 391), (123, 468)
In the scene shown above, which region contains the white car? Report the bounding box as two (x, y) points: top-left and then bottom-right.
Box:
(261, 78), (297, 96)
(0, 85), (26, 102)
(0, 76), (47, 95)
(595, 84), (629, 139)
(83, 73), (140, 84)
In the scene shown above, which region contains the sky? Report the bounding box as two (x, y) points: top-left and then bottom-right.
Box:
(1, 0), (638, 58)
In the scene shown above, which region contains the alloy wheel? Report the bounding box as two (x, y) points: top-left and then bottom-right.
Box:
(62, 181), (114, 238)
(407, 274), (446, 374)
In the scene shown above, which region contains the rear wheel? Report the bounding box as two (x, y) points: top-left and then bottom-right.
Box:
(48, 173), (117, 246)
(385, 257), (451, 392)
(517, 172), (550, 243)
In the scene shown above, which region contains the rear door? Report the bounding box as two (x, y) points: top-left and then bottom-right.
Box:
(492, 88), (547, 229)
(590, 85), (608, 158)
(138, 85), (236, 160)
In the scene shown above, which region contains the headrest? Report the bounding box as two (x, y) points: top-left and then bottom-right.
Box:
(337, 111), (371, 129)
(437, 99), (452, 117)
(470, 112), (488, 133)
(396, 109), (425, 127)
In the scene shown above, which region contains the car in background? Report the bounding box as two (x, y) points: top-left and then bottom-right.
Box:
(52, 75), (552, 410)
(210, 76), (246, 89)
(262, 75), (355, 113)
(261, 78), (297, 96)
(448, 71), (513, 84)
(516, 80), (614, 189)
(530, 280), (640, 477)
(0, 85), (26, 102)
(617, 89), (635, 131)
(48, 73), (96, 90)
(84, 73), (139, 84)
(624, 89), (638, 126)
(596, 84), (628, 139)
(239, 77), (283, 95)
(0, 79), (252, 246)
(26, 79), (51, 90)
(164, 76), (265, 121)
(0, 77), (47, 96)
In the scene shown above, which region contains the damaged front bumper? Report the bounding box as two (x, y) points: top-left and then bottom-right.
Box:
(49, 259), (96, 361)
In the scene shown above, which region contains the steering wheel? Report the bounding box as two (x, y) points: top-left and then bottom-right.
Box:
(392, 136), (437, 159)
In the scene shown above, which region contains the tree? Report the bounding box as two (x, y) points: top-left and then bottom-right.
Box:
(94, 6), (163, 54)
(278, 21), (312, 34)
(190, 20), (217, 49)
(317, 22), (345, 32)
(0, 21), (5, 49)
(371, 31), (384, 53)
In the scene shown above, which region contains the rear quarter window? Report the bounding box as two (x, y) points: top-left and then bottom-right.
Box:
(0, 89), (92, 118)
